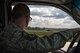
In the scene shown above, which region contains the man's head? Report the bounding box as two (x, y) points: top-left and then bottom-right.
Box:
(11, 3), (32, 28)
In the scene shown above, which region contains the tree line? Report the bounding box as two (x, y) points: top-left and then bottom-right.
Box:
(26, 26), (46, 30)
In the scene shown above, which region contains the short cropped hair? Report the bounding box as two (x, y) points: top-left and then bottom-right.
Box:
(12, 3), (30, 19)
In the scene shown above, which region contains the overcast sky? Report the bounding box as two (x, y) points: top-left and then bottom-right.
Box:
(27, 5), (80, 28)
(12, 5), (80, 28)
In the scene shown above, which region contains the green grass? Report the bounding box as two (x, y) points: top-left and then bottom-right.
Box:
(25, 29), (79, 42)
(25, 29), (65, 37)
(68, 36), (80, 42)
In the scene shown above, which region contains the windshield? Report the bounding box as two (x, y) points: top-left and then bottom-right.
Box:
(12, 5), (80, 36)
(27, 5), (80, 29)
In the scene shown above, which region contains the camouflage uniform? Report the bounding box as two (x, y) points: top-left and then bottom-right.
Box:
(0, 22), (75, 53)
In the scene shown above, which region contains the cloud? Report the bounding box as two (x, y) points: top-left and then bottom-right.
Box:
(28, 5), (80, 28)
(29, 5), (70, 19)
(29, 5), (55, 17)
(28, 15), (80, 28)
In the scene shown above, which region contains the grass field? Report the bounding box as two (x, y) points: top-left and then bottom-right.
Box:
(25, 29), (65, 37)
(25, 29), (80, 42)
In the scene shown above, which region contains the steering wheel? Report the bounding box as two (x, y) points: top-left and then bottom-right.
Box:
(52, 32), (80, 53)
(66, 32), (80, 53)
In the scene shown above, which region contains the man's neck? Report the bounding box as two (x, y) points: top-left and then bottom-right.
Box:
(13, 21), (24, 29)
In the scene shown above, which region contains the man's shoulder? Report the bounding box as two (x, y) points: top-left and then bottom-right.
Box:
(1, 22), (24, 37)
(4, 22), (23, 31)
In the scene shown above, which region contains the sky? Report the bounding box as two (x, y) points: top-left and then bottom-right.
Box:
(28, 5), (80, 28)
(12, 5), (80, 28)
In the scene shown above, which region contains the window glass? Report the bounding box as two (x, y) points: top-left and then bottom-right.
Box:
(12, 5), (80, 36)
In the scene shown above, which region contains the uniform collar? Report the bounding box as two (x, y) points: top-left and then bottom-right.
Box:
(9, 21), (24, 31)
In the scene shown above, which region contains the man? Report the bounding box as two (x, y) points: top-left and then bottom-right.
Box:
(0, 3), (79, 53)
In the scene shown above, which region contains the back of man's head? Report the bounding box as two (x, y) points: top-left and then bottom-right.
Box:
(12, 3), (30, 19)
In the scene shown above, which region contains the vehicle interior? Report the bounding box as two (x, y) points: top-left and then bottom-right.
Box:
(0, 0), (80, 53)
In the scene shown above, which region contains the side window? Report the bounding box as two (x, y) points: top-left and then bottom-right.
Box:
(12, 5), (80, 37)
(27, 5), (80, 37)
